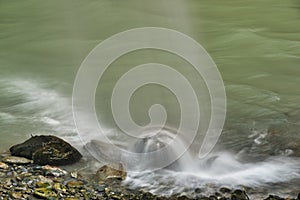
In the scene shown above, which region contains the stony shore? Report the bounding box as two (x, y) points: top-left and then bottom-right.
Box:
(1, 156), (299, 200)
(0, 135), (299, 200)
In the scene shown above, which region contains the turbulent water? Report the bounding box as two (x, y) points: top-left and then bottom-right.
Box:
(1, 0), (300, 198)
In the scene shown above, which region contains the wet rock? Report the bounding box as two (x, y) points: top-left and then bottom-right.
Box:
(209, 195), (218, 200)
(195, 188), (202, 193)
(53, 182), (66, 192)
(36, 181), (52, 189)
(66, 180), (84, 188)
(9, 191), (22, 199)
(220, 187), (232, 194)
(231, 189), (249, 200)
(37, 175), (54, 183)
(96, 163), (127, 181)
(95, 184), (106, 192)
(70, 171), (78, 179)
(264, 195), (285, 200)
(2, 156), (33, 164)
(0, 162), (8, 169)
(34, 187), (57, 198)
(0, 172), (6, 177)
(42, 165), (67, 177)
(10, 135), (82, 165)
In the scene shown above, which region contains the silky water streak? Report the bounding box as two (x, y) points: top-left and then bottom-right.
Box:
(72, 27), (226, 171)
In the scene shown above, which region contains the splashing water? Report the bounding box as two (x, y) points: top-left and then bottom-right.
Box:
(86, 126), (300, 197)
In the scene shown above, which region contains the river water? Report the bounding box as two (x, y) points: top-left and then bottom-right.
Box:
(1, 0), (300, 198)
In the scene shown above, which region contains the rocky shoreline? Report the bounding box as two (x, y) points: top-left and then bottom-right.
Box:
(0, 135), (299, 200)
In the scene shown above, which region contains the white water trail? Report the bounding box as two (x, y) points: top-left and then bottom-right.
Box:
(123, 127), (300, 197)
(0, 78), (81, 148)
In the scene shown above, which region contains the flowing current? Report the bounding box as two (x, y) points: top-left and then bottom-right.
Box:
(1, 0), (300, 199)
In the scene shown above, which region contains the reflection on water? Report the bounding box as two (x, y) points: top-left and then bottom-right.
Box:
(0, 0), (300, 198)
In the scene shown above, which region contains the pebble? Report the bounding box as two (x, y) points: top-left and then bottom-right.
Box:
(66, 180), (84, 188)
(194, 188), (202, 193)
(231, 189), (249, 200)
(42, 165), (67, 177)
(0, 162), (8, 169)
(9, 191), (22, 199)
(2, 156), (33, 164)
(70, 171), (78, 179)
(220, 187), (232, 194)
(34, 188), (57, 198)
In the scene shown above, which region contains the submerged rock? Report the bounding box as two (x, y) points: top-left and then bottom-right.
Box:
(96, 163), (127, 181)
(2, 156), (33, 164)
(264, 195), (285, 200)
(10, 135), (82, 165)
(220, 187), (232, 194)
(231, 189), (249, 200)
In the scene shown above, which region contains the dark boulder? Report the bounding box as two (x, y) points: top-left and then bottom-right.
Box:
(10, 135), (82, 165)
(298, 193), (300, 200)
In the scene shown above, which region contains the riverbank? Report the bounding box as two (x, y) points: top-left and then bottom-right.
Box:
(0, 155), (299, 200)
(0, 135), (299, 200)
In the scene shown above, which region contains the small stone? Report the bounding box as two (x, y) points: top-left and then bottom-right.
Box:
(22, 194), (30, 199)
(264, 195), (285, 200)
(209, 195), (218, 200)
(195, 188), (202, 193)
(53, 182), (66, 192)
(95, 185), (106, 192)
(220, 187), (231, 194)
(231, 189), (249, 200)
(14, 187), (27, 191)
(36, 181), (52, 189)
(1, 150), (11, 158)
(37, 175), (53, 183)
(2, 156), (33, 164)
(0, 162), (8, 169)
(66, 180), (84, 188)
(110, 195), (122, 199)
(42, 165), (67, 177)
(34, 188), (57, 198)
(70, 171), (78, 179)
(177, 195), (190, 200)
(0, 172), (6, 177)
(4, 178), (12, 186)
(10, 191), (22, 199)
(19, 172), (32, 177)
(96, 163), (127, 181)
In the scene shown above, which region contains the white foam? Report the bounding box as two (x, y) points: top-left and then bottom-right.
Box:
(123, 128), (300, 196)
(0, 78), (81, 147)
(40, 117), (61, 126)
(125, 153), (300, 196)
